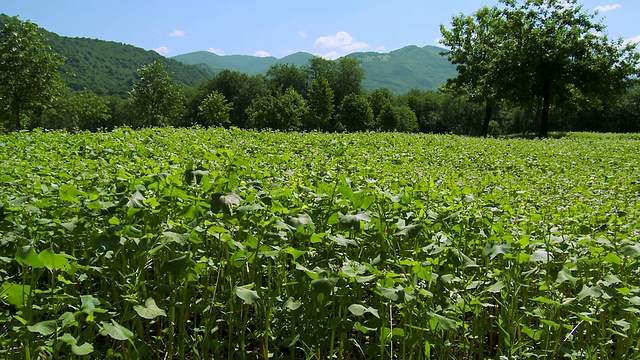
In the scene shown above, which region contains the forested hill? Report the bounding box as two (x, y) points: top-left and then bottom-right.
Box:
(345, 45), (456, 95)
(173, 45), (456, 95)
(0, 14), (211, 96)
(172, 51), (315, 75)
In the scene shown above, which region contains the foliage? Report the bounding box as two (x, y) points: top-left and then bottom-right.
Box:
(306, 77), (334, 131)
(1, 128), (640, 359)
(130, 61), (185, 127)
(440, 0), (640, 137)
(247, 87), (308, 130)
(266, 63), (308, 96)
(39, 90), (111, 131)
(335, 93), (374, 132)
(197, 91), (233, 127)
(0, 15), (66, 131)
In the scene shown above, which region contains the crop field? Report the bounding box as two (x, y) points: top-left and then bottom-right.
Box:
(1, 127), (639, 359)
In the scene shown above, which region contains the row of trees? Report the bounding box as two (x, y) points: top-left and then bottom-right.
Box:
(2, 2), (640, 136)
(439, 0), (640, 137)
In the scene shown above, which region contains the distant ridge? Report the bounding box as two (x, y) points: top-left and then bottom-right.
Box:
(172, 51), (315, 75)
(172, 45), (457, 95)
(0, 14), (211, 96)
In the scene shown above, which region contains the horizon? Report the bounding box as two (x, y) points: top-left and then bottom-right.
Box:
(2, 1), (639, 60)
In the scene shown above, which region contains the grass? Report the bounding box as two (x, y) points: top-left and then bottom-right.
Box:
(1, 127), (639, 359)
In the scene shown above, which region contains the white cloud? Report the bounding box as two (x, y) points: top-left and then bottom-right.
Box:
(154, 46), (170, 55)
(208, 48), (224, 55)
(314, 31), (369, 51)
(298, 31), (307, 38)
(595, 3), (622, 12)
(169, 28), (185, 37)
(254, 50), (271, 58)
(623, 34), (640, 46)
(315, 51), (340, 60)
(376, 46), (388, 52)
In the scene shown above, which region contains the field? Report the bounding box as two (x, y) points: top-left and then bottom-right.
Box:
(1, 127), (639, 359)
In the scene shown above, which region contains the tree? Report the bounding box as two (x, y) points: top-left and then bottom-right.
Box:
(130, 61), (184, 127)
(440, 6), (505, 136)
(335, 93), (373, 132)
(40, 90), (111, 130)
(247, 87), (307, 130)
(306, 77), (334, 130)
(266, 64), (308, 96)
(440, 0), (640, 137)
(198, 91), (233, 127)
(367, 88), (395, 120)
(0, 16), (66, 131)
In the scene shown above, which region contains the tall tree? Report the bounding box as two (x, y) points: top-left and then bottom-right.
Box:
(336, 94), (374, 132)
(440, 6), (505, 136)
(441, 0), (640, 137)
(130, 61), (184, 127)
(0, 16), (66, 131)
(306, 77), (334, 130)
(198, 91), (233, 127)
(266, 64), (308, 96)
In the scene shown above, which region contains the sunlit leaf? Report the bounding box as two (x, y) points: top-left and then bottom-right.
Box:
(134, 297), (166, 319)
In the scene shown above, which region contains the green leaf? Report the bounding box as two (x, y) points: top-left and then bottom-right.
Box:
(530, 249), (551, 263)
(1, 282), (30, 308)
(578, 285), (603, 301)
(80, 294), (101, 322)
(348, 304), (380, 318)
(126, 190), (146, 208)
(428, 312), (458, 331)
(60, 185), (86, 203)
(380, 286), (405, 302)
(287, 213), (315, 230)
(162, 255), (190, 279)
(27, 320), (59, 336)
(328, 234), (357, 247)
(72, 342), (94, 356)
(134, 298), (166, 319)
(38, 249), (70, 271)
(15, 246), (44, 268)
(396, 223), (424, 239)
(621, 244), (640, 258)
(487, 281), (505, 293)
(211, 193), (242, 214)
(556, 267), (577, 285)
(484, 243), (512, 260)
(283, 297), (302, 311)
(99, 320), (134, 341)
(310, 277), (335, 296)
(235, 285), (260, 305)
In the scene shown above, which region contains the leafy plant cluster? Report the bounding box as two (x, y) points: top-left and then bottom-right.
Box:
(1, 128), (639, 359)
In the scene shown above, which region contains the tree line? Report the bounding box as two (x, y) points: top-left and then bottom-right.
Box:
(1, 2), (639, 136)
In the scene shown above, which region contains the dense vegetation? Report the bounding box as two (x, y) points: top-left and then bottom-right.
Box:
(1, 128), (639, 359)
(2, 4), (640, 135)
(172, 45), (457, 95)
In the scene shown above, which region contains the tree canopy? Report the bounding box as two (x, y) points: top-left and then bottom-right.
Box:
(440, 0), (640, 137)
(0, 15), (65, 131)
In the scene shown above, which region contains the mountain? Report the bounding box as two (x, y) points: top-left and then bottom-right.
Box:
(346, 45), (456, 95)
(172, 51), (315, 75)
(0, 14), (212, 96)
(172, 45), (456, 94)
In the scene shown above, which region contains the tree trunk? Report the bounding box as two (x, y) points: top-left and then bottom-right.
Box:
(539, 87), (550, 138)
(482, 101), (493, 137)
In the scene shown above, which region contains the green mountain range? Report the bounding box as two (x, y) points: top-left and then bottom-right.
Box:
(2, 14), (456, 95)
(0, 14), (211, 96)
(173, 45), (456, 95)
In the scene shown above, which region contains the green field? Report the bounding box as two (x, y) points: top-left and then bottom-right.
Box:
(1, 128), (639, 359)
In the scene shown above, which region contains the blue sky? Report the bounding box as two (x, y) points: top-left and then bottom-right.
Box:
(3, 1), (639, 59)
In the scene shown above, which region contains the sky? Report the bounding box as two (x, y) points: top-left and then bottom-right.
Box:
(2, 0), (639, 60)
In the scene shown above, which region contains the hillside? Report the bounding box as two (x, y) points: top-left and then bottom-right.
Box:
(0, 14), (212, 96)
(172, 45), (456, 94)
(346, 45), (456, 95)
(172, 51), (314, 75)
